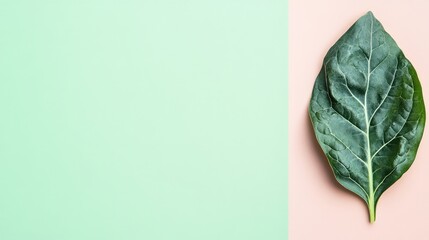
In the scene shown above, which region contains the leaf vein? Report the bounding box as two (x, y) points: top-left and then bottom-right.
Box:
(369, 59), (399, 123)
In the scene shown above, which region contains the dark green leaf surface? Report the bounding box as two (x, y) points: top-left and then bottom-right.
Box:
(309, 12), (425, 223)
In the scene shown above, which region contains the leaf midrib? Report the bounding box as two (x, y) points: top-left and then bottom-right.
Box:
(364, 14), (374, 205)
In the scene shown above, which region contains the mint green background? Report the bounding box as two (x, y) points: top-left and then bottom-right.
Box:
(0, 1), (287, 239)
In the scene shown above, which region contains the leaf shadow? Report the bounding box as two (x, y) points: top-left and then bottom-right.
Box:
(305, 111), (369, 212)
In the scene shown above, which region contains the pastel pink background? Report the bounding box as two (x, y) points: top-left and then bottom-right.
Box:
(289, 1), (429, 239)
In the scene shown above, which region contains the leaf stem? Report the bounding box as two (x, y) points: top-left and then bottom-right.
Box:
(368, 195), (376, 223)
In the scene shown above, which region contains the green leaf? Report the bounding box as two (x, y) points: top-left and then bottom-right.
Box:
(309, 11), (426, 223)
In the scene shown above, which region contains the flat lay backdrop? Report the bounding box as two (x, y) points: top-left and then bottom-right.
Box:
(0, 1), (287, 239)
(289, 1), (429, 239)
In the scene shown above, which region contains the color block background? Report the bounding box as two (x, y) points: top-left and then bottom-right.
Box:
(0, 1), (288, 239)
(289, 1), (429, 239)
